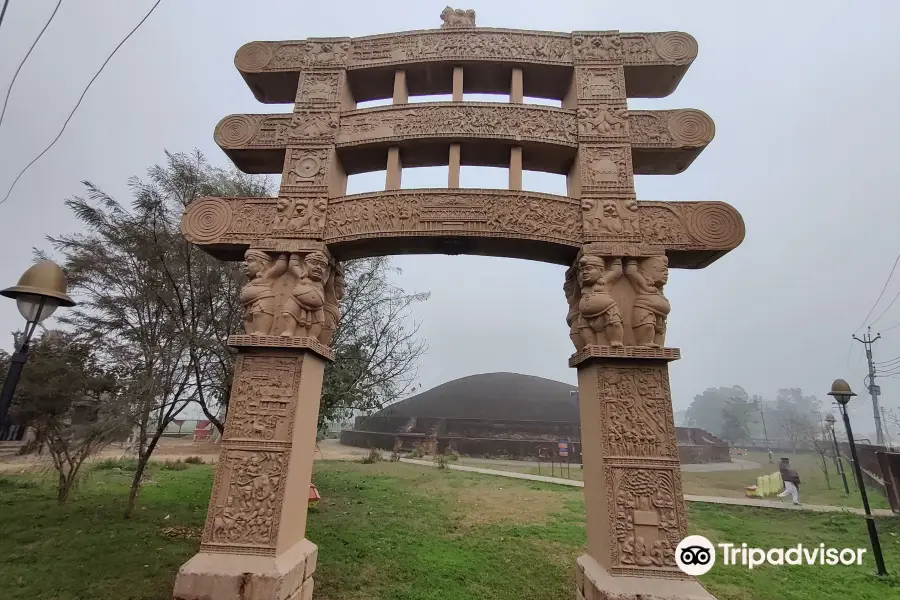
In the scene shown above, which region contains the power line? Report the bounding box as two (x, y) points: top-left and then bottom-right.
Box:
(0, 1), (9, 30)
(870, 285), (900, 328)
(855, 251), (900, 333)
(0, 0), (163, 207)
(0, 0), (64, 130)
(879, 320), (900, 334)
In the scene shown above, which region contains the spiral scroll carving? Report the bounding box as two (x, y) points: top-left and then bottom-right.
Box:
(215, 116), (259, 148)
(652, 32), (698, 63)
(667, 110), (715, 147)
(183, 198), (233, 243)
(235, 42), (274, 72)
(686, 203), (743, 248)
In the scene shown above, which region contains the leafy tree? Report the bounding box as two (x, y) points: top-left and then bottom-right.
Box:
(47, 150), (270, 517)
(5, 330), (126, 503)
(684, 385), (748, 435)
(720, 397), (754, 444)
(772, 388), (821, 454)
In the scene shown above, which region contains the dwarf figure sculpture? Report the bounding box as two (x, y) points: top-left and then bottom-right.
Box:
(240, 250), (288, 335)
(625, 256), (670, 347)
(577, 254), (624, 347)
(279, 251), (330, 339)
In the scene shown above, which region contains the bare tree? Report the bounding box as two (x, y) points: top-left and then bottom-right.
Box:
(799, 413), (831, 489)
(320, 257), (429, 430)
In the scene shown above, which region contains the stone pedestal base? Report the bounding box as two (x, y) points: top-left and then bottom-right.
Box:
(174, 539), (316, 600)
(576, 555), (715, 600)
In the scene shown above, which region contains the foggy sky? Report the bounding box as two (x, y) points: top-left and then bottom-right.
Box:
(1, 1), (899, 438)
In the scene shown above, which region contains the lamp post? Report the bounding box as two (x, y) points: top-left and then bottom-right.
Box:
(828, 379), (887, 576)
(752, 397), (771, 461)
(0, 260), (75, 436)
(824, 413), (850, 495)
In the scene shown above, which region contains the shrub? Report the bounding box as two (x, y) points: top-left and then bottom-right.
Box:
(434, 451), (449, 469)
(161, 459), (188, 471)
(408, 443), (428, 459)
(446, 448), (460, 461)
(94, 458), (139, 471)
(360, 448), (383, 464)
(184, 456), (204, 464)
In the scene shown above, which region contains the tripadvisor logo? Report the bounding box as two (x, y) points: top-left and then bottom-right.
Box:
(675, 536), (868, 575)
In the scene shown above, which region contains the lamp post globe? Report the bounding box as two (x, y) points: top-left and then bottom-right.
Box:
(824, 413), (835, 431)
(827, 378), (856, 406)
(0, 260), (75, 438)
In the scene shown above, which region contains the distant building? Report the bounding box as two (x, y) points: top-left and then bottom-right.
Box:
(341, 372), (730, 464)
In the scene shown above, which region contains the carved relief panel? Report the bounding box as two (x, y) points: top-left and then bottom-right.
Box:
(580, 146), (633, 192)
(295, 70), (344, 105)
(598, 367), (677, 458)
(277, 111), (339, 144)
(282, 148), (333, 193)
(349, 31), (573, 67)
(620, 32), (698, 66)
(576, 103), (629, 140)
(224, 354), (302, 443)
(338, 104), (577, 147)
(607, 466), (686, 574)
(267, 40), (351, 70)
(215, 114), (291, 150)
(572, 32), (623, 63)
(581, 196), (640, 241)
(575, 66), (626, 101)
(324, 190), (582, 246)
(201, 448), (289, 554)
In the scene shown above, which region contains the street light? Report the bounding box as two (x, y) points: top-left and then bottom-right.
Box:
(752, 397), (771, 462)
(0, 260), (75, 436)
(828, 379), (887, 576)
(824, 413), (850, 495)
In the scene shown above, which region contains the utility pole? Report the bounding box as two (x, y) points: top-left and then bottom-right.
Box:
(853, 327), (885, 445)
(881, 407), (893, 449)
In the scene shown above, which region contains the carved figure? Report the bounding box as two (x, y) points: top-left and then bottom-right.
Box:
(588, 151), (621, 185)
(320, 262), (345, 346)
(578, 106), (627, 136)
(272, 197), (292, 231)
(577, 254), (624, 347)
(440, 6), (476, 28)
(581, 70), (619, 98)
(240, 250), (288, 335)
(279, 251), (330, 338)
(625, 256), (670, 347)
(563, 266), (583, 350)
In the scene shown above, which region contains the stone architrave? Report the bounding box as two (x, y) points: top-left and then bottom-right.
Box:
(178, 10), (743, 600)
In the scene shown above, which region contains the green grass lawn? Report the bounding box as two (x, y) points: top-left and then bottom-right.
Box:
(0, 460), (898, 599)
(458, 451), (892, 510)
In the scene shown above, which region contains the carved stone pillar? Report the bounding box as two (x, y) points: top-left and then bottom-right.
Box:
(393, 69), (408, 104)
(570, 349), (711, 599)
(452, 66), (464, 101)
(386, 147), (402, 190)
(449, 143), (461, 188)
(174, 337), (331, 600)
(509, 147), (522, 190)
(567, 30), (716, 600)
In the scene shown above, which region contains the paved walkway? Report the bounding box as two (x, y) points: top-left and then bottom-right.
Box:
(399, 458), (896, 517)
(456, 455), (761, 473)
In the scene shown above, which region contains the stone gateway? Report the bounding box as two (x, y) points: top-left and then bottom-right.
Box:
(175, 8), (743, 600)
